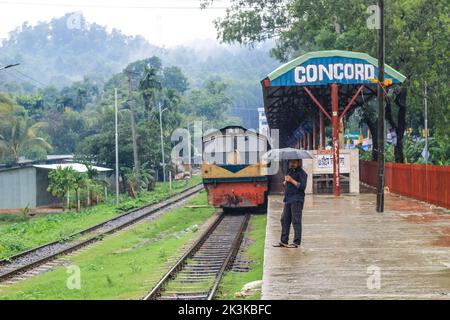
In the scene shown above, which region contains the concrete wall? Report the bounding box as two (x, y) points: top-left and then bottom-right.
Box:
(302, 158), (314, 194)
(307, 149), (359, 194)
(0, 167), (36, 209)
(269, 149), (360, 195)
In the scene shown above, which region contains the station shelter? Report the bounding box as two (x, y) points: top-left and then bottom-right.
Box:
(261, 50), (406, 195)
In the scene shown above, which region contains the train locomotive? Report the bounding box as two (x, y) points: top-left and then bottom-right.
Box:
(202, 126), (269, 210)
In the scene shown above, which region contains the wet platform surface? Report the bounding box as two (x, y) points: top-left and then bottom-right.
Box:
(262, 191), (450, 299)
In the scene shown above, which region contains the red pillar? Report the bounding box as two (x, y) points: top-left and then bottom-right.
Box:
(319, 111), (325, 149)
(312, 114), (317, 150)
(307, 132), (312, 150)
(303, 133), (307, 149)
(331, 83), (340, 196)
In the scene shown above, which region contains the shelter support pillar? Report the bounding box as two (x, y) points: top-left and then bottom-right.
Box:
(319, 111), (325, 149)
(312, 113), (317, 150)
(308, 132), (312, 150)
(331, 83), (340, 196)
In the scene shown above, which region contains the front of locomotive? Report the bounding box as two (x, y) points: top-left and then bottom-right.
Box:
(202, 126), (269, 210)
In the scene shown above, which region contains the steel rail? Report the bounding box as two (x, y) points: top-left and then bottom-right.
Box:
(143, 212), (250, 301)
(207, 213), (249, 300)
(0, 183), (203, 282)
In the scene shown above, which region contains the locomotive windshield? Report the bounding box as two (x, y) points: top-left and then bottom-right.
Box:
(202, 127), (268, 165)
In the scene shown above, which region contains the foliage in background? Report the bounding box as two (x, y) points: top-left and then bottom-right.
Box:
(204, 0), (449, 163)
(358, 134), (450, 165)
(47, 166), (77, 207)
(0, 175), (201, 260)
(0, 94), (51, 163)
(0, 12), (278, 129)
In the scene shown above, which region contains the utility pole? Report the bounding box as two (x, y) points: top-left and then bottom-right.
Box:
(125, 71), (140, 190)
(376, 0), (385, 212)
(114, 88), (119, 205)
(159, 102), (166, 183)
(187, 121), (192, 166)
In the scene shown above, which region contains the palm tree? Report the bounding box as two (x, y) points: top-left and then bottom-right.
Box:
(0, 94), (14, 119)
(139, 66), (162, 112)
(0, 105), (52, 162)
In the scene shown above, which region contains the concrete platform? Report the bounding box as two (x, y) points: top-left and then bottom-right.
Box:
(262, 191), (450, 299)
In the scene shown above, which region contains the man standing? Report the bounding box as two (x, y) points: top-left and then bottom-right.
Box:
(274, 159), (307, 249)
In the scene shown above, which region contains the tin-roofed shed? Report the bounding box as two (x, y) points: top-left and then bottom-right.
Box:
(0, 163), (112, 210)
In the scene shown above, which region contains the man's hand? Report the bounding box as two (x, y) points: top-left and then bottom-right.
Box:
(285, 175), (298, 187)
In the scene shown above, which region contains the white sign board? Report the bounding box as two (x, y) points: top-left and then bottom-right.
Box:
(313, 154), (350, 174)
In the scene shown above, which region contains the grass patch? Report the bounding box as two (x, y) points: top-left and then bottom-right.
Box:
(0, 192), (214, 300)
(216, 214), (267, 300)
(0, 175), (201, 260)
(0, 214), (28, 226)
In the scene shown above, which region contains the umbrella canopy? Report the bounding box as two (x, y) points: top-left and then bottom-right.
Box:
(266, 148), (313, 160)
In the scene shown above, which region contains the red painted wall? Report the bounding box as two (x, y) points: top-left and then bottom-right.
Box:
(360, 160), (450, 209)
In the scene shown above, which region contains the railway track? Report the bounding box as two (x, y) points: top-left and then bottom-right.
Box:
(143, 212), (250, 300)
(0, 183), (204, 283)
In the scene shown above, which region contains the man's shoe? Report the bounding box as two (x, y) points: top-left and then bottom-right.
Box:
(273, 242), (289, 247)
(287, 243), (298, 248)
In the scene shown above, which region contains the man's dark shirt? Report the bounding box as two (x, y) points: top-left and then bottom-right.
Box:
(283, 167), (308, 204)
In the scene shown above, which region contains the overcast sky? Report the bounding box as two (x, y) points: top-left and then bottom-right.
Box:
(0, 0), (231, 47)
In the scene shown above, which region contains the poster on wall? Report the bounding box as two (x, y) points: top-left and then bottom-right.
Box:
(313, 152), (351, 174)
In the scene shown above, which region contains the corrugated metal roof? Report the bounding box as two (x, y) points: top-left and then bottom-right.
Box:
(33, 163), (112, 173)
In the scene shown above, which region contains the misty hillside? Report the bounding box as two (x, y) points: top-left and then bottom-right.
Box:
(0, 13), (279, 127)
(0, 13), (161, 87)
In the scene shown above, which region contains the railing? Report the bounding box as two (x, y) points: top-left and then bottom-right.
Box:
(360, 160), (450, 209)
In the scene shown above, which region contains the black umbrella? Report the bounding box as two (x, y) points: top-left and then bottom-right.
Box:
(266, 148), (313, 161)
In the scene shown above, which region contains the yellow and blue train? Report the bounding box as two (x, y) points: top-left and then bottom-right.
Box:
(202, 126), (269, 210)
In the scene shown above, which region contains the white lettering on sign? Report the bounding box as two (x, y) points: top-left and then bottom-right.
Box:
(294, 66), (306, 83)
(334, 63), (344, 80)
(355, 63), (365, 80)
(294, 63), (375, 84)
(318, 64), (333, 81)
(365, 64), (375, 80)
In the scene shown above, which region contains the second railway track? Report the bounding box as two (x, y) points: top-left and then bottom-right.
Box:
(0, 183), (204, 283)
(144, 212), (250, 300)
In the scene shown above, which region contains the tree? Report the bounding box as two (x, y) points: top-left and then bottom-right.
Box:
(47, 166), (77, 210)
(0, 12), (159, 91)
(47, 111), (87, 154)
(72, 172), (88, 211)
(162, 66), (189, 94)
(15, 94), (44, 120)
(204, 0), (450, 163)
(0, 94), (15, 119)
(0, 96), (52, 163)
(139, 66), (162, 112)
(180, 80), (233, 128)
